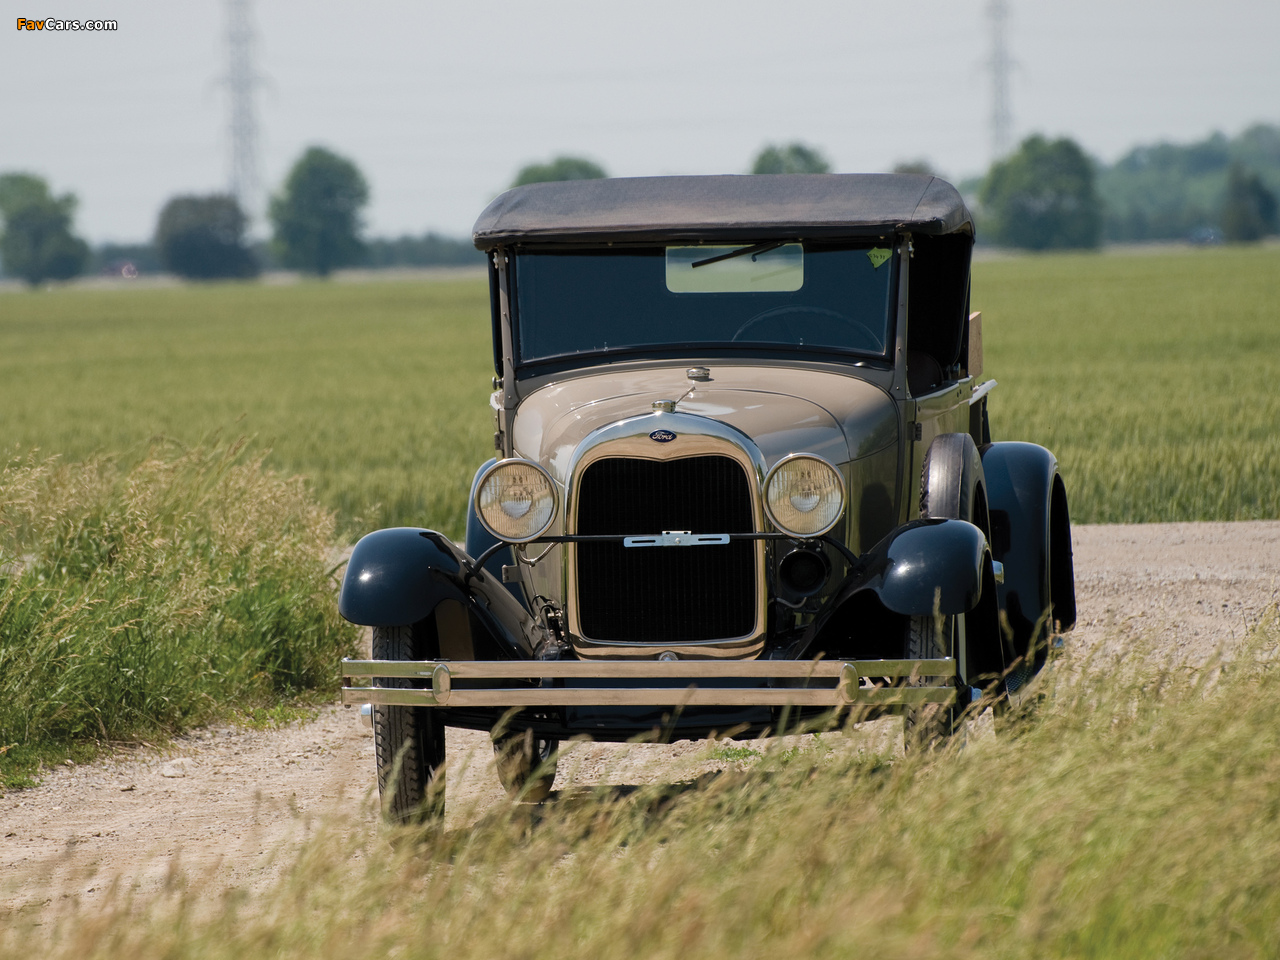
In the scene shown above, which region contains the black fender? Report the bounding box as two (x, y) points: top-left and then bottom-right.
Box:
(338, 526), (535, 659)
(980, 441), (1077, 668)
(796, 518), (989, 670)
(464, 458), (528, 608)
(867, 518), (989, 616)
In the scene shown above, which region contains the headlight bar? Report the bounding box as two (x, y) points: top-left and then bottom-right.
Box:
(463, 530), (860, 584)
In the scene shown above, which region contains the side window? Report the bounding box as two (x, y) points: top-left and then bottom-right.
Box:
(906, 235), (973, 395)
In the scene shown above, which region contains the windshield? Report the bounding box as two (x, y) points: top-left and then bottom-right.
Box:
(512, 243), (896, 370)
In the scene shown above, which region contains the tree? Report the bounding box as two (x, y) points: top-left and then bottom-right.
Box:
(1097, 127), (1259, 242)
(980, 135), (1102, 250)
(892, 160), (940, 177)
(269, 147), (369, 276)
(154, 194), (257, 279)
(750, 142), (831, 175)
(1220, 163), (1278, 243)
(511, 156), (607, 187)
(0, 172), (89, 285)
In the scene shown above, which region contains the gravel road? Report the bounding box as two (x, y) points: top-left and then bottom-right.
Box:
(4, 521), (1278, 914)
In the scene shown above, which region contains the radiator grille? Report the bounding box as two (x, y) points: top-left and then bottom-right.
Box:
(575, 455), (756, 642)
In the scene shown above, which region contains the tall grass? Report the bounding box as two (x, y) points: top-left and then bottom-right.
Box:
(5, 621), (1279, 958)
(0, 440), (358, 786)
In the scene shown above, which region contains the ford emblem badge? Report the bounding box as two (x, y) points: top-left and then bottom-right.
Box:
(649, 429), (677, 443)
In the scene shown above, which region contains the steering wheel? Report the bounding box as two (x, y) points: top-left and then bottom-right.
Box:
(730, 306), (882, 351)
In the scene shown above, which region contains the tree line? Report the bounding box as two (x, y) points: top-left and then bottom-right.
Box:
(974, 124), (1279, 249)
(1097, 124), (1280, 244)
(2, 127), (1277, 285)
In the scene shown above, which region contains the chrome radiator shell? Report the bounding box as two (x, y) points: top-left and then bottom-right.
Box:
(562, 413), (768, 660)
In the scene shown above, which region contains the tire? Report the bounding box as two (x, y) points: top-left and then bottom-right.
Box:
(492, 729), (559, 802)
(904, 610), (966, 750)
(372, 622), (446, 823)
(904, 433), (990, 749)
(920, 433), (988, 530)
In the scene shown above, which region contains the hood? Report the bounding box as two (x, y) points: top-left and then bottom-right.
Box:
(510, 364), (898, 485)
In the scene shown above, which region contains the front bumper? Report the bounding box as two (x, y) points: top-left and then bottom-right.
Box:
(340, 657), (958, 709)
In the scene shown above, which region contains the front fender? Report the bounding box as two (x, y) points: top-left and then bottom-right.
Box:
(864, 518), (988, 616)
(339, 527), (465, 627)
(338, 527), (536, 658)
(794, 518), (988, 664)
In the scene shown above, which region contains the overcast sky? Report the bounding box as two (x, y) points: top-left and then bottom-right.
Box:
(4, 0), (1278, 243)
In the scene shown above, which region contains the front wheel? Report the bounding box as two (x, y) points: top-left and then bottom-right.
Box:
(493, 729), (558, 802)
(903, 612), (969, 750)
(906, 432), (990, 750)
(372, 623), (446, 822)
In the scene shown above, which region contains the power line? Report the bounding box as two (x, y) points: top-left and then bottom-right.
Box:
(987, 0), (1013, 161)
(225, 0), (260, 226)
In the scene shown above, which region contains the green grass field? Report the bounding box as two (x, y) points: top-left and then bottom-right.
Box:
(0, 275), (495, 540)
(979, 246), (1280, 523)
(1, 246), (1277, 537)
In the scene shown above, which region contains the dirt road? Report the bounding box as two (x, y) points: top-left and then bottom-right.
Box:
(3, 521), (1278, 912)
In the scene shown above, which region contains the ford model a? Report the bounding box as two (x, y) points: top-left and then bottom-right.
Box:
(339, 174), (1077, 819)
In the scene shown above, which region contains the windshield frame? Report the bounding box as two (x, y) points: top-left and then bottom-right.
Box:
(507, 240), (901, 380)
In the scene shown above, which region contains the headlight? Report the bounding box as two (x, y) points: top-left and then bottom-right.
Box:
(763, 454), (845, 538)
(475, 459), (557, 543)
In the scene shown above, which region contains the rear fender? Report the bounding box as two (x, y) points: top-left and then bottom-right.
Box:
(338, 527), (535, 659)
(980, 441), (1077, 665)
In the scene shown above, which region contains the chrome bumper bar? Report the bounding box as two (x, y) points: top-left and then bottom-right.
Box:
(340, 658), (957, 708)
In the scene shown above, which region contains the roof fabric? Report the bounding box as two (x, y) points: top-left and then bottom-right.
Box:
(473, 174), (973, 248)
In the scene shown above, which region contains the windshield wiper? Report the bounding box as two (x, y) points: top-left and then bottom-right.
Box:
(690, 240), (788, 269)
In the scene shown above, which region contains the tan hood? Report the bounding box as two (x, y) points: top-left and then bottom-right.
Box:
(511, 365), (898, 484)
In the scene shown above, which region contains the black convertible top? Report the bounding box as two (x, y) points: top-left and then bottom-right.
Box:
(473, 173), (973, 248)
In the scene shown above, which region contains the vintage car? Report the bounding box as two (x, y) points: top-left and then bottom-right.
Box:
(339, 173), (1076, 820)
